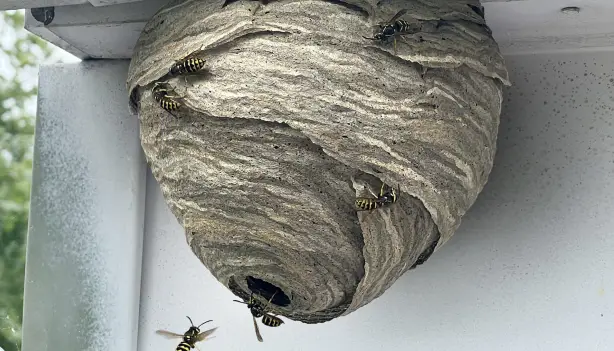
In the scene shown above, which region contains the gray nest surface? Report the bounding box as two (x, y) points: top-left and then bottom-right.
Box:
(127, 0), (510, 323)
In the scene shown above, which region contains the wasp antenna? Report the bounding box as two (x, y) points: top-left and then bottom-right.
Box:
(233, 299), (248, 304)
(197, 320), (213, 328)
(186, 316), (195, 326)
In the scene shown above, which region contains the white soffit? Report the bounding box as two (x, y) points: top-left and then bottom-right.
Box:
(15, 0), (614, 58)
(24, 0), (169, 59)
(0, 0), (143, 11)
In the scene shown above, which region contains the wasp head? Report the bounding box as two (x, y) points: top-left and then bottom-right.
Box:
(183, 326), (200, 342)
(381, 24), (396, 37)
(373, 32), (386, 41)
(247, 299), (265, 318)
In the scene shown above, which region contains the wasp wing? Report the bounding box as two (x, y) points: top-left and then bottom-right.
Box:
(155, 330), (185, 339)
(179, 44), (207, 62)
(195, 327), (218, 342)
(181, 50), (207, 62)
(253, 316), (264, 342)
(388, 8), (408, 23)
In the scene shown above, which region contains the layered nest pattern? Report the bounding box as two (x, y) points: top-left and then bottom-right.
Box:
(127, 0), (509, 323)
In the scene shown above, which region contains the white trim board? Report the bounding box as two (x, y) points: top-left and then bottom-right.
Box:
(21, 0), (614, 58)
(24, 0), (169, 59)
(485, 0), (614, 55)
(0, 0), (143, 11)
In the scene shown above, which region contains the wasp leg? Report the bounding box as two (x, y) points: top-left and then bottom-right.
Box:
(251, 2), (261, 16)
(393, 36), (398, 55)
(366, 185), (379, 199)
(267, 291), (278, 304)
(379, 182), (386, 197)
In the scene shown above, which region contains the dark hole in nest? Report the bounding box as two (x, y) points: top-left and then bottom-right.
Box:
(247, 276), (291, 307)
(410, 232), (441, 270)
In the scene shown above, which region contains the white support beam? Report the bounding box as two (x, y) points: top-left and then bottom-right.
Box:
(23, 0), (168, 59)
(19, 0), (614, 59)
(0, 0), (145, 11)
(88, 0), (145, 6)
(22, 61), (147, 351)
(0, 0), (87, 11)
(484, 0), (614, 55)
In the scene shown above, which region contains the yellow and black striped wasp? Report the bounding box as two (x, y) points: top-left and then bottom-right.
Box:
(152, 81), (183, 117)
(355, 182), (400, 211)
(156, 316), (217, 351)
(168, 46), (207, 83)
(234, 292), (284, 342)
(363, 9), (415, 54)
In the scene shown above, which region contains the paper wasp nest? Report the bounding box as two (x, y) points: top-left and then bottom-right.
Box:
(127, 0), (509, 323)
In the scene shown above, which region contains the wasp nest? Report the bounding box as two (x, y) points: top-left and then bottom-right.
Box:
(127, 0), (509, 323)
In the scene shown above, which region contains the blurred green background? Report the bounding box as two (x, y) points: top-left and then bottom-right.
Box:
(0, 10), (76, 351)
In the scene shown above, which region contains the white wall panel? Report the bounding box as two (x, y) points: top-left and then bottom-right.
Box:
(23, 61), (146, 351)
(136, 51), (614, 350)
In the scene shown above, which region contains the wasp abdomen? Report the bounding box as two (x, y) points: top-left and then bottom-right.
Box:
(355, 198), (381, 211)
(355, 183), (399, 211)
(261, 314), (283, 327)
(158, 97), (180, 111)
(152, 83), (181, 114)
(170, 57), (206, 76)
(176, 341), (192, 351)
(394, 20), (412, 34)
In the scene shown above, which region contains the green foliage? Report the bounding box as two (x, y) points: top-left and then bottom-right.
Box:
(1, 10), (54, 351)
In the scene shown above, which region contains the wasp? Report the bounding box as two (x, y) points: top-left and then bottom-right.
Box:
(156, 316), (217, 351)
(355, 182), (400, 211)
(234, 292), (284, 342)
(168, 46), (207, 81)
(363, 9), (414, 54)
(152, 82), (182, 117)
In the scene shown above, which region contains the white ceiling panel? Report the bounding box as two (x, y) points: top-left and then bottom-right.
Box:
(18, 0), (614, 58)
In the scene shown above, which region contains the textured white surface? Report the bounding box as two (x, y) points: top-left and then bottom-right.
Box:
(23, 61), (147, 351)
(137, 51), (614, 349)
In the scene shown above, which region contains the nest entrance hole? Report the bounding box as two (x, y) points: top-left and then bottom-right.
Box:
(247, 276), (291, 307)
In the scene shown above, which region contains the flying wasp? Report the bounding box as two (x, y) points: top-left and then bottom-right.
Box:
(152, 81), (182, 117)
(363, 9), (414, 54)
(156, 316), (218, 351)
(355, 182), (400, 211)
(168, 46), (208, 82)
(233, 292), (284, 342)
